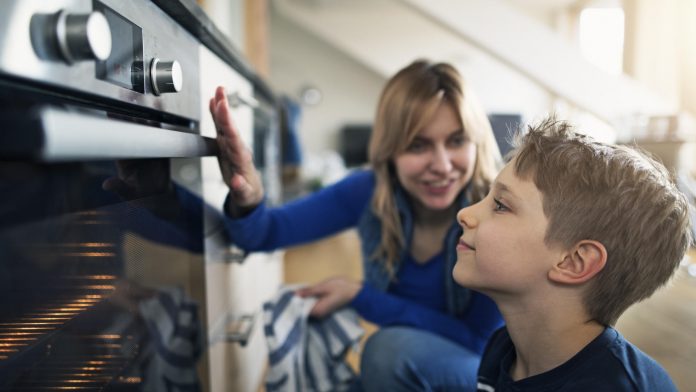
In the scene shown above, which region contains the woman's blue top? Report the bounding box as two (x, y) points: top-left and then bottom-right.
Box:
(223, 169), (503, 354)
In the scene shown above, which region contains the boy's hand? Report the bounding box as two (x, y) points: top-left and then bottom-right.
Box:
(209, 86), (264, 216)
(296, 276), (362, 318)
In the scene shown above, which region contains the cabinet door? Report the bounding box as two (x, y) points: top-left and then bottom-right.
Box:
(198, 44), (283, 392)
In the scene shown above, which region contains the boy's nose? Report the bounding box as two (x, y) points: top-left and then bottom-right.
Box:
(457, 207), (478, 228)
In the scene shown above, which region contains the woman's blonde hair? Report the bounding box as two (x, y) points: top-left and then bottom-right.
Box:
(368, 59), (501, 274)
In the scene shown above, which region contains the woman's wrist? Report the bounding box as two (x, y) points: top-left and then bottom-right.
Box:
(347, 280), (363, 300)
(224, 194), (261, 218)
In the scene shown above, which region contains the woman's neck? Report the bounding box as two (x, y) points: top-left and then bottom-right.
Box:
(409, 202), (458, 263)
(412, 201), (459, 227)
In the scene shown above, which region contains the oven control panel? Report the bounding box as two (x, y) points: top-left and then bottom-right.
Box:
(92, 2), (144, 92)
(0, 0), (199, 121)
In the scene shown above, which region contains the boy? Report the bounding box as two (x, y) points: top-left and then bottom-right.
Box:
(454, 117), (692, 391)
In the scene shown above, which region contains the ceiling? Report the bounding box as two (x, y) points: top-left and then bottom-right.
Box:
(273, 0), (673, 124)
(507, 0), (582, 8)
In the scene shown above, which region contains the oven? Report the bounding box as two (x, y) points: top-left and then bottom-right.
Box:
(0, 0), (217, 390)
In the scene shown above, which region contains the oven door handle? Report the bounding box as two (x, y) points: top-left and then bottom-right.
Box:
(227, 91), (259, 109)
(2, 106), (217, 161)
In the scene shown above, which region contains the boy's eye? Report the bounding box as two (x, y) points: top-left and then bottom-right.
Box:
(493, 198), (509, 212)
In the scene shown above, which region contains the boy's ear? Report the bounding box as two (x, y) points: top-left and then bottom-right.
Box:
(549, 240), (607, 285)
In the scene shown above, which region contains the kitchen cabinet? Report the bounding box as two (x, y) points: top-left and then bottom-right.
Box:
(198, 43), (284, 392)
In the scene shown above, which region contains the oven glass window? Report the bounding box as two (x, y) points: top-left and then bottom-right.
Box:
(0, 159), (204, 390)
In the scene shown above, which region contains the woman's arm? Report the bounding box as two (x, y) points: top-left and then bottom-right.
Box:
(352, 284), (503, 354)
(224, 170), (374, 251)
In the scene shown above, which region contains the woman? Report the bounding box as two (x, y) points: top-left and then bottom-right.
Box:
(211, 59), (504, 391)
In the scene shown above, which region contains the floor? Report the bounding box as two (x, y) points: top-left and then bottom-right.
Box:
(615, 250), (696, 390)
(283, 230), (696, 391)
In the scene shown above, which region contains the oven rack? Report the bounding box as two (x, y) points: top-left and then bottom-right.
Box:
(0, 298), (144, 391)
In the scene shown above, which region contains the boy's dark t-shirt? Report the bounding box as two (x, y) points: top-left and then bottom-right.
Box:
(477, 326), (677, 391)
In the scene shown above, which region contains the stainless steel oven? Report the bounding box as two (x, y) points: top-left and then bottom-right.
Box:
(0, 0), (217, 390)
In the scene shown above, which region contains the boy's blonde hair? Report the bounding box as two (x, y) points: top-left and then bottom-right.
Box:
(368, 59), (501, 275)
(511, 116), (693, 326)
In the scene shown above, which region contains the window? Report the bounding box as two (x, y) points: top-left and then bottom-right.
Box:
(578, 3), (625, 75)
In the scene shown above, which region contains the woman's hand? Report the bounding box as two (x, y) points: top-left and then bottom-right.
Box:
(296, 276), (362, 318)
(209, 86), (264, 216)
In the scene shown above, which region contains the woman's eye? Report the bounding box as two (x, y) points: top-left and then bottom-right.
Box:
(493, 198), (508, 212)
(406, 140), (427, 152)
(448, 133), (468, 147)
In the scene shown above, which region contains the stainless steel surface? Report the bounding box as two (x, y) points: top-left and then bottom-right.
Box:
(227, 91), (259, 109)
(1, 2), (232, 390)
(224, 313), (256, 347)
(55, 10), (112, 63)
(34, 107), (215, 161)
(223, 245), (246, 263)
(150, 58), (182, 95)
(0, 0), (200, 121)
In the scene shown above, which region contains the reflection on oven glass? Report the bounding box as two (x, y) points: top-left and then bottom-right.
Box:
(0, 159), (204, 390)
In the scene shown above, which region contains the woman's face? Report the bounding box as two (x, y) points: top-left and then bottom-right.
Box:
(394, 102), (477, 212)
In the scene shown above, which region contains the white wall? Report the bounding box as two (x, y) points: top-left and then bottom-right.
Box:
(268, 8), (384, 153)
(199, 0), (245, 49)
(268, 2), (553, 155)
(625, 0), (696, 117)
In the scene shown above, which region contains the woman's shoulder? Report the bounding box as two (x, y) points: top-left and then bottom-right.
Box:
(334, 168), (376, 192)
(321, 168), (375, 213)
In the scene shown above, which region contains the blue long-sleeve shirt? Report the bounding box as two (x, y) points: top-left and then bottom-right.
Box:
(224, 170), (502, 354)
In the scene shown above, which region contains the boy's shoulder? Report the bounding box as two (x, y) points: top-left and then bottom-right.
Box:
(476, 326), (677, 392)
(599, 327), (678, 391)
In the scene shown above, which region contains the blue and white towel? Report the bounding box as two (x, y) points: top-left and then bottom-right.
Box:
(263, 285), (364, 392)
(139, 286), (203, 392)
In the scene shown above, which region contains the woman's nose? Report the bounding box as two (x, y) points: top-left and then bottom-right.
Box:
(457, 207), (478, 228)
(429, 145), (453, 173)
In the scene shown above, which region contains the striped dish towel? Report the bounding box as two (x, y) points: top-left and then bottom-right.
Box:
(263, 285), (364, 392)
(139, 286), (203, 392)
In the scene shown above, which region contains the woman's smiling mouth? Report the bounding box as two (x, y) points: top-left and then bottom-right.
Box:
(422, 178), (456, 196)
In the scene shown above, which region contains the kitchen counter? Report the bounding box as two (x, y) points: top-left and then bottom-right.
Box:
(152, 0), (276, 105)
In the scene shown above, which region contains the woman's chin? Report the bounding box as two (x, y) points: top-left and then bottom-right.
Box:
(421, 196), (458, 211)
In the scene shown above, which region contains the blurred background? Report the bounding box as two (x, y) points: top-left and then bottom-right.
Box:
(199, 0), (696, 181)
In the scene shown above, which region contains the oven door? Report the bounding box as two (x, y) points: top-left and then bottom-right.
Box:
(0, 157), (208, 391)
(0, 154), (209, 389)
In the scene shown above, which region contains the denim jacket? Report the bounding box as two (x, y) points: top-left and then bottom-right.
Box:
(357, 183), (472, 318)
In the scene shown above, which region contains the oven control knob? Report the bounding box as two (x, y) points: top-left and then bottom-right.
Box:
(150, 59), (183, 95)
(55, 10), (112, 64)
